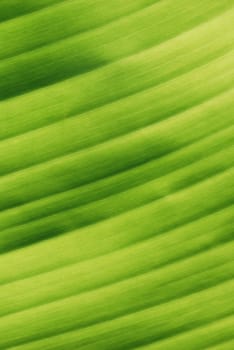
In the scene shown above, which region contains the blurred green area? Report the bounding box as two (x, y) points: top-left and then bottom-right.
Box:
(0, 0), (233, 349)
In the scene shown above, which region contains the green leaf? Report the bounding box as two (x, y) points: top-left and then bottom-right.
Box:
(0, 1), (233, 349)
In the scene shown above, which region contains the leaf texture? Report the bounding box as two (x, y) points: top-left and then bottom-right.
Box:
(0, 0), (233, 349)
